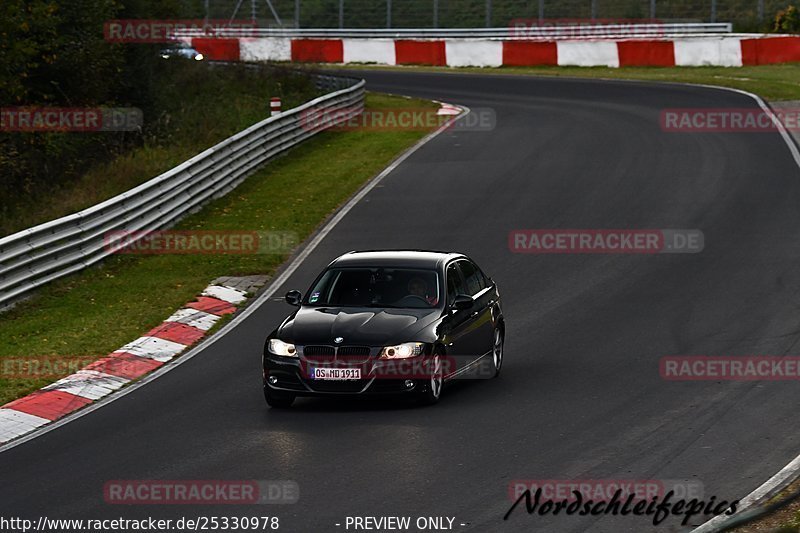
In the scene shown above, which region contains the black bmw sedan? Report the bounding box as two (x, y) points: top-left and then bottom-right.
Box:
(263, 251), (505, 407)
(262, 250), (505, 407)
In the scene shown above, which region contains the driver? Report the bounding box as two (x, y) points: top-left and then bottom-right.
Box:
(407, 277), (438, 306)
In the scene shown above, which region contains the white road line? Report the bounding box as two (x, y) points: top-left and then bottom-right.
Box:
(690, 84), (800, 533)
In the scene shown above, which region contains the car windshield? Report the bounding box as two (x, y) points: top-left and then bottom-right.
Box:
(305, 267), (441, 308)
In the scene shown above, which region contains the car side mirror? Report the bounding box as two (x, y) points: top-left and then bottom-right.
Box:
(285, 290), (302, 307)
(451, 294), (474, 312)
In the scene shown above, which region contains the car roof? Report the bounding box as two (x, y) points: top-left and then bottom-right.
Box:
(329, 250), (465, 269)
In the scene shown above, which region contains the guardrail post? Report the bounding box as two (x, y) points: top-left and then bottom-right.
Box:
(339, 0), (344, 29)
(485, 0), (491, 27)
(270, 97), (282, 116)
(711, 0), (717, 23)
(387, 0), (392, 29)
(295, 0), (300, 28)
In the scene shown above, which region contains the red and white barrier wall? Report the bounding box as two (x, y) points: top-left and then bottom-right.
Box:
(191, 35), (800, 67)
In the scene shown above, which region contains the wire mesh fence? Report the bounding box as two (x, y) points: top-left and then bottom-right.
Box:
(189, 0), (790, 30)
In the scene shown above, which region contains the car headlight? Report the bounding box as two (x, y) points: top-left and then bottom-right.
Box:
(194, 53), (204, 61)
(268, 338), (297, 357)
(379, 342), (424, 359)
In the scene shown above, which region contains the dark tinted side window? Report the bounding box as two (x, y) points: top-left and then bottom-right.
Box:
(458, 260), (486, 296)
(446, 263), (467, 303)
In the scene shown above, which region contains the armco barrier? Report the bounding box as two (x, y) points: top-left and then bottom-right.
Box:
(174, 24), (733, 40)
(0, 73), (365, 310)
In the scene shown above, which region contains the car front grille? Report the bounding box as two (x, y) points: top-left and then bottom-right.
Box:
(303, 345), (335, 356)
(302, 345), (372, 364)
(338, 346), (371, 357)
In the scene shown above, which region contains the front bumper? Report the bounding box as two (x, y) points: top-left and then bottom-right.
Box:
(263, 353), (433, 396)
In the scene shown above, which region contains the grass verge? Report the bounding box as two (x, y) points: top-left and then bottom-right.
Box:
(0, 92), (439, 406)
(325, 63), (800, 101)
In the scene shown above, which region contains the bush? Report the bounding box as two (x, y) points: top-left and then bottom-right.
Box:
(774, 5), (800, 33)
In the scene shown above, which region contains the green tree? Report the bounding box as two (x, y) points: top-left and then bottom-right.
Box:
(774, 5), (800, 32)
(0, 0), (183, 217)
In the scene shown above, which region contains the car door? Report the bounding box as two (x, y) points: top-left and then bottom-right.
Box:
(440, 260), (486, 376)
(439, 261), (472, 376)
(455, 259), (496, 367)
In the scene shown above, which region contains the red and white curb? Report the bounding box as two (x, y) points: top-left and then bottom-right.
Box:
(0, 282), (249, 445)
(190, 34), (800, 68)
(437, 103), (461, 116)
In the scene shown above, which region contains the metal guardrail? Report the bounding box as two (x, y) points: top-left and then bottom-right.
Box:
(174, 23), (732, 40)
(0, 73), (365, 310)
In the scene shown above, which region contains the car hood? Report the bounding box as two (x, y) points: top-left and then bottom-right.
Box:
(278, 306), (441, 346)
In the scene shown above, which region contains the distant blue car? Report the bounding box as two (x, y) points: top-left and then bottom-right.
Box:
(160, 42), (204, 61)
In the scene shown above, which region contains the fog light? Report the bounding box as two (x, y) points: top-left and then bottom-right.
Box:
(268, 376), (278, 385)
(404, 380), (415, 390)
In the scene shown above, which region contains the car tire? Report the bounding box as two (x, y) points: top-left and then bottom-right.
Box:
(417, 352), (444, 406)
(491, 327), (504, 378)
(264, 386), (295, 408)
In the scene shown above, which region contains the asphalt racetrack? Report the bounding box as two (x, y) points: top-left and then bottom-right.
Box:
(3, 70), (800, 532)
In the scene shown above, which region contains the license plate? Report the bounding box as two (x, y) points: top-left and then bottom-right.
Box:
(310, 367), (361, 380)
